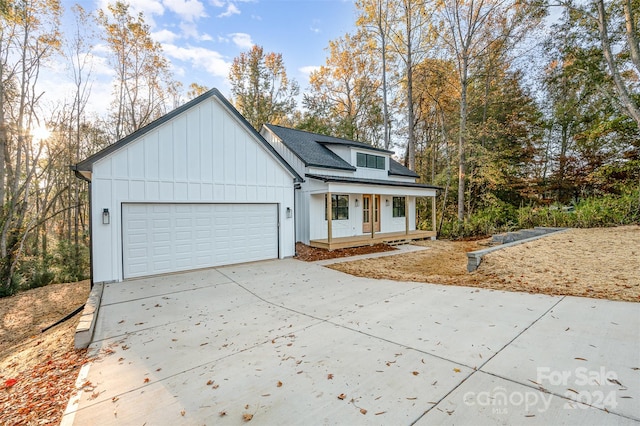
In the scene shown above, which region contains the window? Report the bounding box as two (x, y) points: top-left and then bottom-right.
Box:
(325, 194), (349, 220)
(356, 152), (385, 170)
(392, 197), (406, 218)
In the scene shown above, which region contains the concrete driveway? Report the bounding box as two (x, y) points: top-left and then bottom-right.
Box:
(62, 259), (639, 425)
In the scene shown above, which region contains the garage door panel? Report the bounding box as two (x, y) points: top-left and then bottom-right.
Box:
(122, 203), (278, 279)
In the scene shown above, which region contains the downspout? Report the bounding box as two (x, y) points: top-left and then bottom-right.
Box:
(294, 182), (301, 254)
(71, 165), (93, 289)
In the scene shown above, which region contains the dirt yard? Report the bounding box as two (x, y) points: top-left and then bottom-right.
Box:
(328, 226), (640, 302)
(0, 281), (90, 425)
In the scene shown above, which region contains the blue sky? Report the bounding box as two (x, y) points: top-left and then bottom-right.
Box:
(51, 0), (358, 115)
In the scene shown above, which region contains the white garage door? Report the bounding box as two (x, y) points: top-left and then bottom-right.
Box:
(122, 203), (278, 279)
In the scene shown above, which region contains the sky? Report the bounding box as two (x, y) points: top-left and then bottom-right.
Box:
(49, 0), (358, 116)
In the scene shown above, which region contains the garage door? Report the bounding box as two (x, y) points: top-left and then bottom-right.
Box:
(122, 203), (278, 279)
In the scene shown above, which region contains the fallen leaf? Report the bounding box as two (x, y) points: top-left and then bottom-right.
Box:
(375, 411), (386, 415)
(112, 397), (119, 403)
(277, 381), (283, 387)
(608, 378), (623, 386)
(207, 380), (214, 386)
(453, 368), (461, 373)
(360, 408), (367, 415)
(327, 374), (334, 380)
(574, 357), (587, 361)
(4, 378), (17, 388)
(338, 393), (346, 400)
(243, 413), (253, 421)
(180, 410), (186, 416)
(412, 371), (419, 376)
(143, 378), (150, 383)
(245, 404), (250, 409)
(525, 414), (535, 417)
(213, 384), (219, 389)
(219, 411), (227, 417)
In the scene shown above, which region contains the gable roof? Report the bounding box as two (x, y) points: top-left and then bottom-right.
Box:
(73, 89), (302, 182)
(264, 124), (420, 179)
(263, 125), (356, 171)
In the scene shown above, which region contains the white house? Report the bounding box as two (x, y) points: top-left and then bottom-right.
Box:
(260, 125), (439, 250)
(75, 89), (439, 283)
(73, 89), (301, 283)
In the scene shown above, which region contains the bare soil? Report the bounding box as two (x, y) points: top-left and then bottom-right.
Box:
(0, 281), (90, 425)
(328, 226), (640, 302)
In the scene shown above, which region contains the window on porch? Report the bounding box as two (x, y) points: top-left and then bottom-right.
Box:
(325, 194), (349, 220)
(392, 196), (406, 217)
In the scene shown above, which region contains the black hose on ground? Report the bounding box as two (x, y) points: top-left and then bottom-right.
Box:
(41, 304), (85, 333)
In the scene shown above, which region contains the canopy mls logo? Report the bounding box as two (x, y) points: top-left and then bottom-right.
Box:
(463, 367), (622, 415)
(463, 386), (554, 414)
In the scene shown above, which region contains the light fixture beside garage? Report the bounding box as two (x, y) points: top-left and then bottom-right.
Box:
(286, 207), (292, 218)
(102, 208), (110, 225)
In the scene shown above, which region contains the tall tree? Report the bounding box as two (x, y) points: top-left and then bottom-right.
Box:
(438, 0), (545, 221)
(302, 31), (383, 145)
(387, 0), (436, 171)
(0, 0), (62, 293)
(356, 0), (396, 149)
(228, 45), (299, 130)
(97, 1), (178, 140)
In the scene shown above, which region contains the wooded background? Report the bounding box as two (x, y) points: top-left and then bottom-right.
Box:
(1, 0), (638, 295)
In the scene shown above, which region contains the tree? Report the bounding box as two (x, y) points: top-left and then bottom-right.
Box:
(438, 0), (546, 221)
(356, 0), (396, 149)
(387, 0), (436, 171)
(97, 1), (179, 140)
(187, 82), (209, 99)
(0, 0), (62, 293)
(302, 31), (383, 145)
(228, 45), (299, 130)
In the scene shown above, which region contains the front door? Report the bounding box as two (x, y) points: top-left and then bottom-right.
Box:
(362, 195), (380, 233)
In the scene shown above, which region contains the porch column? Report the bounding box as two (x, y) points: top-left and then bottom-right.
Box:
(405, 196), (409, 235)
(371, 194), (375, 239)
(327, 192), (333, 244)
(432, 195), (437, 234)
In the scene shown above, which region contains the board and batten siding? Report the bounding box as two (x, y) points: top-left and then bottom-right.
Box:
(91, 97), (296, 283)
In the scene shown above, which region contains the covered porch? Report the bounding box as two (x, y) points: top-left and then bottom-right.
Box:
(305, 174), (439, 251)
(309, 229), (436, 250)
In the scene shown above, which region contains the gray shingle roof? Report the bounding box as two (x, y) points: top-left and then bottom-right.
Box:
(263, 125), (356, 171)
(263, 124), (420, 178)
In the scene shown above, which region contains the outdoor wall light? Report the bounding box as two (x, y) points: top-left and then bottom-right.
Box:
(102, 208), (110, 225)
(286, 207), (292, 218)
(355, 199), (359, 207)
(385, 199), (390, 206)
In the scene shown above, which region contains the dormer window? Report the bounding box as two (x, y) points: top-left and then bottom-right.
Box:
(356, 153), (385, 170)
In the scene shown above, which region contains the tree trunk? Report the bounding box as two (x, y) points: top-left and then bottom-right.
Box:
(457, 61), (468, 222)
(596, 0), (640, 128)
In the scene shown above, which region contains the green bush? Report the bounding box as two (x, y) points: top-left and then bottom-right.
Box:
(435, 185), (639, 239)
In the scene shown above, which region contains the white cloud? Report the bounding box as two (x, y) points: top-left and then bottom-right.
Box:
(163, 44), (230, 78)
(96, 0), (165, 27)
(310, 19), (321, 34)
(299, 65), (320, 77)
(229, 33), (253, 50)
(218, 3), (240, 18)
(152, 29), (180, 43)
(163, 0), (206, 22)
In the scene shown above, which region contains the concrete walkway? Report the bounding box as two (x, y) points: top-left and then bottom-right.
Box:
(62, 259), (640, 425)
